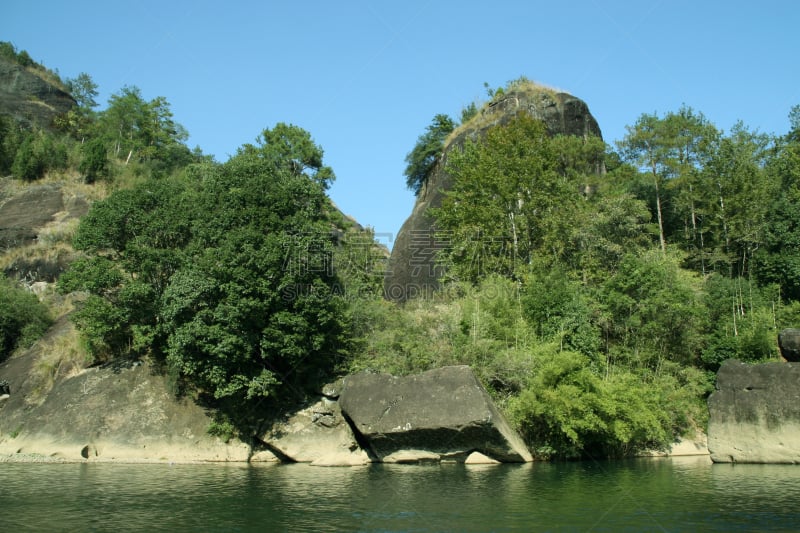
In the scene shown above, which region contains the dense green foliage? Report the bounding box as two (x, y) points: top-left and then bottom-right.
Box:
(58, 124), (356, 426)
(0, 46), (201, 184)
(0, 277), (52, 361)
(361, 95), (800, 459)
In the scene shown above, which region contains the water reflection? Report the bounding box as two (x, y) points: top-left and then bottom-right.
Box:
(2, 458), (800, 531)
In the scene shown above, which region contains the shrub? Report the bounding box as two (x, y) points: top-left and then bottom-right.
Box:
(0, 277), (52, 361)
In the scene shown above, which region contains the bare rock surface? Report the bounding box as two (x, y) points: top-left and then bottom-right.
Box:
(0, 56), (75, 129)
(0, 347), (252, 463)
(0, 183), (64, 249)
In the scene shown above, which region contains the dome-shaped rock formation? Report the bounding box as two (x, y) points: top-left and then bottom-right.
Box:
(385, 82), (603, 301)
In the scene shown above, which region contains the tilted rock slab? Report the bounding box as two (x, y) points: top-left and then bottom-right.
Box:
(338, 365), (532, 463)
(708, 359), (800, 463)
(257, 394), (370, 467)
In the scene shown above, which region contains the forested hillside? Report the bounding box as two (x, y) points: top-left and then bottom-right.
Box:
(1, 48), (798, 459)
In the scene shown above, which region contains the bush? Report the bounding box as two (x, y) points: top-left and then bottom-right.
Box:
(9, 130), (70, 181)
(507, 349), (699, 459)
(79, 138), (109, 183)
(0, 277), (52, 361)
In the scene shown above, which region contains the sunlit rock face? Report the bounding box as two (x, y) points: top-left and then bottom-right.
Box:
(708, 359), (800, 463)
(385, 86), (602, 301)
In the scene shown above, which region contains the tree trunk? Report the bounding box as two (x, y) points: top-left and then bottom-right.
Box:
(653, 170), (666, 253)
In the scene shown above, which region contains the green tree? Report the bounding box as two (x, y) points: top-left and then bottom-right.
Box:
(521, 266), (599, 356)
(404, 113), (455, 195)
(700, 274), (781, 371)
(702, 123), (775, 277)
(11, 134), (41, 181)
(234, 123), (335, 189)
(61, 124), (350, 430)
(569, 192), (654, 283)
(753, 108), (800, 298)
(433, 113), (596, 283)
(94, 86), (190, 172)
(79, 138), (109, 183)
(661, 107), (720, 271)
(65, 72), (99, 111)
(59, 72), (99, 140)
(598, 249), (704, 370)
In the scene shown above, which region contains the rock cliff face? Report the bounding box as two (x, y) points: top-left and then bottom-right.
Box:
(0, 56), (75, 129)
(708, 359), (800, 463)
(385, 86), (602, 300)
(0, 181), (89, 282)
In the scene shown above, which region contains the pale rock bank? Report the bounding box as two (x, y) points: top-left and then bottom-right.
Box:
(708, 359), (800, 463)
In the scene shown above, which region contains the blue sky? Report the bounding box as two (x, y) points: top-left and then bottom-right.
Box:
(4, 1), (798, 249)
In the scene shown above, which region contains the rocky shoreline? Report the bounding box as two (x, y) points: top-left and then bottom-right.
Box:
(1, 356), (711, 465)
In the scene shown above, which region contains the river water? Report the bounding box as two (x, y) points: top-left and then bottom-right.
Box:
(2, 456), (800, 531)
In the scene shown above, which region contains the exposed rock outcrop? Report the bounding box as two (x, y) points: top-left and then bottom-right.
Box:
(0, 181), (89, 281)
(0, 56), (75, 129)
(0, 183), (64, 249)
(385, 84), (602, 301)
(338, 365), (532, 463)
(708, 359), (800, 463)
(0, 345), (255, 463)
(779, 329), (800, 362)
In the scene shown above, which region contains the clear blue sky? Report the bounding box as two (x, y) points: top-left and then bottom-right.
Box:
(4, 1), (798, 249)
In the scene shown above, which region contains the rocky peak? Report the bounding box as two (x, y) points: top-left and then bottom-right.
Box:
(385, 82), (603, 301)
(0, 56), (75, 130)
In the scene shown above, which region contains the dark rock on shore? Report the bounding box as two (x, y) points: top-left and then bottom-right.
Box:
(779, 329), (800, 362)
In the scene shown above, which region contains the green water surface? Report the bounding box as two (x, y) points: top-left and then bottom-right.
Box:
(2, 456), (799, 532)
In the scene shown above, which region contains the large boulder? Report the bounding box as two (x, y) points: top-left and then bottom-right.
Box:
(708, 359), (800, 463)
(779, 328), (800, 362)
(338, 365), (532, 463)
(385, 84), (602, 301)
(257, 393), (369, 467)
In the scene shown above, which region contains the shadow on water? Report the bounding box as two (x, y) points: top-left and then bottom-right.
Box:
(3, 457), (800, 531)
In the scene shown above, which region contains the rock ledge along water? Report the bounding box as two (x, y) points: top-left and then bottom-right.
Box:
(338, 365), (532, 463)
(708, 359), (800, 463)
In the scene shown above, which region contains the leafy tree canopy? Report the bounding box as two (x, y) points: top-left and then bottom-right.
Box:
(404, 113), (455, 195)
(60, 123), (349, 428)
